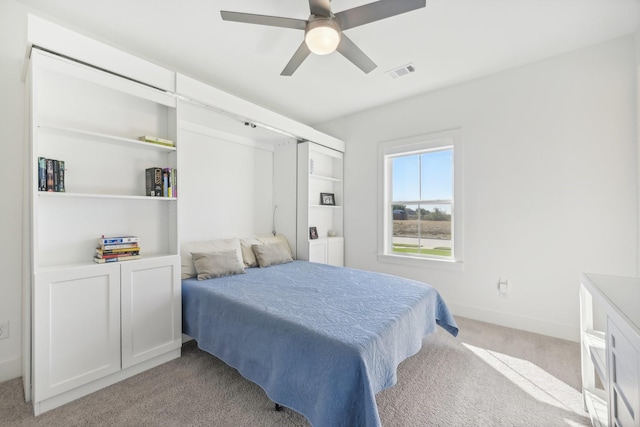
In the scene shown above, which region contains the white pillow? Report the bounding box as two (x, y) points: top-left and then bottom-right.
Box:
(191, 250), (245, 280)
(180, 238), (242, 279)
(240, 236), (262, 267)
(241, 234), (293, 267)
(252, 241), (293, 268)
(257, 234), (292, 256)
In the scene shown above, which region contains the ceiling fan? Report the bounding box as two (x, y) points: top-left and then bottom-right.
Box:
(220, 0), (426, 76)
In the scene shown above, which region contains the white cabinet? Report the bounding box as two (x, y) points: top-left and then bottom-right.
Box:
(608, 319), (639, 427)
(297, 141), (344, 265)
(26, 48), (181, 415)
(580, 273), (640, 427)
(33, 265), (121, 403)
(121, 256), (181, 369)
(308, 237), (344, 267)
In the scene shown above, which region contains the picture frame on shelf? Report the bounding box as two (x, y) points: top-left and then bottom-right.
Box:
(309, 226), (318, 240)
(320, 193), (335, 206)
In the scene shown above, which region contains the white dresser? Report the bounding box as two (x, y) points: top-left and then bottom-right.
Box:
(580, 273), (640, 427)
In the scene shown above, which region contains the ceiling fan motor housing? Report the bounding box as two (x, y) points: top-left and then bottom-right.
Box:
(305, 16), (341, 55)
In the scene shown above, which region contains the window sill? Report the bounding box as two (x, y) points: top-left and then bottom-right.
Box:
(377, 253), (464, 271)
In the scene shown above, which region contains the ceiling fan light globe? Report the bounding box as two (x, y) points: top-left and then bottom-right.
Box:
(305, 20), (341, 55)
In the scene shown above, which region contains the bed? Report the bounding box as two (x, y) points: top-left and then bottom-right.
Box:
(182, 256), (458, 427)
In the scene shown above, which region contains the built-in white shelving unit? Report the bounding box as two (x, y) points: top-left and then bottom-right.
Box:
(297, 141), (344, 266)
(580, 273), (640, 427)
(25, 47), (181, 415)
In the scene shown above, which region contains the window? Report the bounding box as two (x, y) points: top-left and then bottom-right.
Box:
(378, 129), (463, 266)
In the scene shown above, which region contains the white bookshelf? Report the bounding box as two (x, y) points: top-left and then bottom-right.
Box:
(25, 48), (181, 415)
(297, 141), (344, 266)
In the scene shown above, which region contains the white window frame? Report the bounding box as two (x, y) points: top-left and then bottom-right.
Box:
(377, 129), (464, 270)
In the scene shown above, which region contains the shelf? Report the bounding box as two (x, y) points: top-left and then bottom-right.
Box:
(309, 236), (342, 242)
(37, 254), (179, 274)
(309, 204), (342, 209)
(309, 173), (341, 182)
(38, 124), (176, 152)
(37, 191), (177, 200)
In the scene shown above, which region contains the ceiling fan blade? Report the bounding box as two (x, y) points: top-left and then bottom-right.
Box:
(220, 11), (307, 30)
(336, 34), (376, 74)
(281, 42), (312, 76)
(308, 0), (332, 17)
(335, 0), (426, 31)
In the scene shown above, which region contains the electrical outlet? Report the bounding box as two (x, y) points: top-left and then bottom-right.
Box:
(0, 321), (9, 340)
(498, 278), (508, 298)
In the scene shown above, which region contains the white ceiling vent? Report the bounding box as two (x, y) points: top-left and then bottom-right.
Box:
(386, 63), (415, 79)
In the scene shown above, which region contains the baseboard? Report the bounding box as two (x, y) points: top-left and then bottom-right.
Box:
(33, 348), (180, 415)
(448, 302), (579, 342)
(0, 356), (21, 383)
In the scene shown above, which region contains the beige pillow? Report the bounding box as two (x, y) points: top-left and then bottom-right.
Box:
(252, 242), (293, 268)
(180, 238), (242, 279)
(257, 234), (292, 256)
(191, 250), (245, 280)
(240, 236), (262, 267)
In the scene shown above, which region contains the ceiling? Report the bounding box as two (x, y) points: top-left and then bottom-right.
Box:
(15, 0), (640, 126)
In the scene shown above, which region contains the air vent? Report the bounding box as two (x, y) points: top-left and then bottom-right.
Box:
(386, 63), (415, 79)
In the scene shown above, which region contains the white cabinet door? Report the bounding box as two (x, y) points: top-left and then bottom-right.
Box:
(120, 256), (181, 369)
(327, 237), (344, 267)
(608, 318), (640, 427)
(308, 239), (327, 264)
(33, 265), (121, 402)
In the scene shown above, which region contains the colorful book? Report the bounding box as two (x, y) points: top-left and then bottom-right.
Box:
(38, 157), (46, 191)
(46, 158), (54, 191)
(96, 247), (141, 256)
(58, 160), (65, 192)
(163, 168), (176, 198)
(99, 235), (139, 245)
(172, 169), (177, 197)
(100, 242), (139, 250)
(139, 135), (174, 147)
(93, 254), (141, 264)
(96, 251), (140, 259)
(53, 160), (60, 192)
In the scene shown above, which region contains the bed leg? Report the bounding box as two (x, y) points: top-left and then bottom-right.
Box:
(275, 403), (284, 411)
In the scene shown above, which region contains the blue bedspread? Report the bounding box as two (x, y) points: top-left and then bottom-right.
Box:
(182, 261), (458, 427)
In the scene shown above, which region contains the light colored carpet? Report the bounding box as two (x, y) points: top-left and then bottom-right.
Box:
(0, 317), (591, 426)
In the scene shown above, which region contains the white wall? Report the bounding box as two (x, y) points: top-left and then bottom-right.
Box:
(0, 0), (28, 382)
(177, 107), (276, 241)
(317, 36), (638, 341)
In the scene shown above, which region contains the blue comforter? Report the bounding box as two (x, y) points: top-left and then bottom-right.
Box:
(182, 261), (458, 427)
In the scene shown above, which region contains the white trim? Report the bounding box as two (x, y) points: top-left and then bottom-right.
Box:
(175, 73), (345, 153)
(33, 349), (180, 415)
(377, 128), (464, 265)
(26, 14), (175, 92)
(0, 356), (21, 383)
(377, 253), (464, 271)
(450, 302), (579, 342)
(178, 120), (276, 153)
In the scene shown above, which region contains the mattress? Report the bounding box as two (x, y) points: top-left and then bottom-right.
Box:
(182, 260), (458, 426)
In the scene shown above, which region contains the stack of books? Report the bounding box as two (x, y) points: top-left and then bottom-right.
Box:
(38, 157), (65, 192)
(94, 235), (141, 263)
